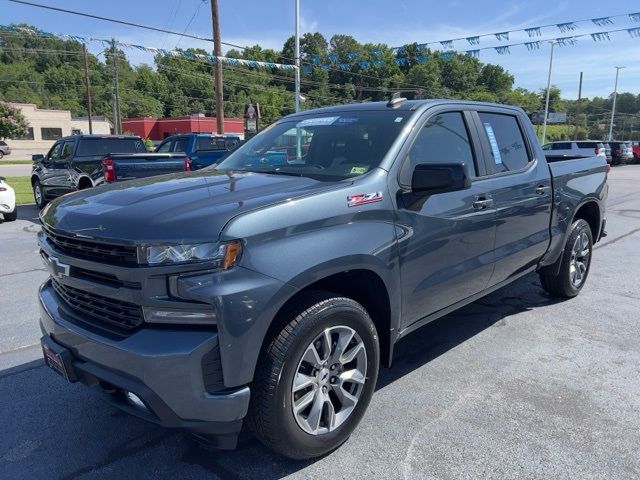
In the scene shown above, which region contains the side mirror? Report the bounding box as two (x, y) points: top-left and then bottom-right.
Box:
(411, 162), (471, 195)
(32, 154), (45, 162)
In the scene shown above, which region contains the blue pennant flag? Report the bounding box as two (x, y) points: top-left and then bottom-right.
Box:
(416, 43), (428, 51)
(556, 36), (578, 46)
(525, 27), (542, 37)
(629, 13), (640, 22)
(346, 52), (358, 60)
(310, 54), (321, 64)
(328, 53), (338, 62)
(440, 40), (453, 49)
(557, 22), (577, 33)
(372, 59), (384, 67)
(592, 17), (613, 27)
(466, 36), (480, 45)
(371, 49), (382, 56)
(465, 50), (480, 58)
(525, 41), (541, 51)
(629, 27), (640, 38)
(439, 51), (454, 60)
(416, 54), (428, 62)
(494, 46), (510, 55)
(339, 63), (351, 70)
(591, 32), (611, 42)
(393, 46), (405, 54)
(302, 65), (312, 74)
(358, 60), (369, 68)
(394, 57), (407, 66)
(320, 64), (330, 71)
(495, 32), (509, 41)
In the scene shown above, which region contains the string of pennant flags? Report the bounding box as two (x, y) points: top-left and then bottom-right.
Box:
(2, 10), (640, 75)
(0, 25), (297, 71)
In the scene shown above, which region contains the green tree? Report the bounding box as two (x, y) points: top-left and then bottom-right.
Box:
(0, 101), (29, 138)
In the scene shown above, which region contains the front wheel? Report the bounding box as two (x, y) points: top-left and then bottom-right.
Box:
(540, 218), (593, 298)
(249, 292), (379, 459)
(33, 180), (47, 209)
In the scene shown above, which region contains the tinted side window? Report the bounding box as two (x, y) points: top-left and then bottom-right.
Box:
(478, 113), (530, 173)
(173, 138), (189, 152)
(551, 142), (571, 150)
(156, 141), (173, 153)
(48, 142), (63, 160)
(60, 141), (74, 160)
(402, 112), (476, 184)
(576, 142), (596, 149)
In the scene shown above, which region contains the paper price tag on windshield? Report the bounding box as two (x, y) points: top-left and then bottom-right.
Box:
(296, 116), (339, 127)
(483, 123), (502, 165)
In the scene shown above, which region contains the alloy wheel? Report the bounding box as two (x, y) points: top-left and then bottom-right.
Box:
(569, 231), (590, 288)
(291, 325), (367, 435)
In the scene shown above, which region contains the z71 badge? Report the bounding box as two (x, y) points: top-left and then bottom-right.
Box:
(347, 192), (384, 207)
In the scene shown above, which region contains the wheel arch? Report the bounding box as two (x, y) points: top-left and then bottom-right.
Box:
(259, 268), (395, 378)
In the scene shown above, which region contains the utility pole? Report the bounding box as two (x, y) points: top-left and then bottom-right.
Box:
(573, 71), (582, 140)
(110, 39), (121, 134)
(210, 0), (224, 134)
(294, 0), (301, 113)
(608, 66), (625, 141)
(541, 41), (555, 145)
(82, 43), (93, 134)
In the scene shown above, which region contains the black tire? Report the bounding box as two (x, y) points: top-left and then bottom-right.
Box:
(33, 179), (47, 209)
(539, 219), (593, 298)
(3, 208), (17, 222)
(0, 151), (4, 159)
(249, 291), (379, 460)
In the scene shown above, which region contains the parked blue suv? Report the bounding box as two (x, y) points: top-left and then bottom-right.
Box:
(155, 133), (242, 170)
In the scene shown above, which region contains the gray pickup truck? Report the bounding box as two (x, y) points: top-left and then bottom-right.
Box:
(37, 99), (607, 459)
(31, 135), (189, 208)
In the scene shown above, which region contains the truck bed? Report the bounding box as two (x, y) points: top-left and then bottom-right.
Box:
(105, 153), (189, 182)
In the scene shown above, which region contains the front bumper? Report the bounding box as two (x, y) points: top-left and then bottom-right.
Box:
(39, 280), (250, 446)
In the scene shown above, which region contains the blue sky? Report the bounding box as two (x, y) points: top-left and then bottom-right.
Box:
(3, 0), (640, 98)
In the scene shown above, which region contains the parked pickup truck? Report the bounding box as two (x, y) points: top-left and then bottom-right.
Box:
(31, 135), (190, 208)
(155, 133), (242, 170)
(37, 99), (607, 459)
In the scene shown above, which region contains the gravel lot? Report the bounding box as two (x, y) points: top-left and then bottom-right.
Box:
(1, 166), (639, 479)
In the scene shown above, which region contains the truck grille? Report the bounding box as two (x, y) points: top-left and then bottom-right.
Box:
(44, 226), (138, 266)
(51, 279), (144, 331)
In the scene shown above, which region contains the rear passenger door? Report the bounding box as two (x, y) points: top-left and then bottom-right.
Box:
(472, 110), (553, 286)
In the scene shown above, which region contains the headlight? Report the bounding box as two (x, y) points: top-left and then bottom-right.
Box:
(145, 240), (242, 267)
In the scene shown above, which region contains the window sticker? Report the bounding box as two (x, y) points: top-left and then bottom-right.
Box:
(483, 122), (502, 164)
(296, 116), (339, 127)
(395, 117), (404, 123)
(349, 166), (369, 175)
(335, 117), (359, 124)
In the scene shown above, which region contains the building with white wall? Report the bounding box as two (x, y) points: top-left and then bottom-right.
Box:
(4, 103), (112, 158)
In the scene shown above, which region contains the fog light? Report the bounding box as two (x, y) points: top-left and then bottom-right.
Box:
(143, 307), (217, 325)
(125, 391), (147, 411)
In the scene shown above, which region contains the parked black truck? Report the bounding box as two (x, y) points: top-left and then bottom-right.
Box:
(37, 100), (607, 459)
(31, 135), (190, 208)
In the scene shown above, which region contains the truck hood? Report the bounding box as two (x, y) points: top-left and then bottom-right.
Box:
(41, 170), (345, 243)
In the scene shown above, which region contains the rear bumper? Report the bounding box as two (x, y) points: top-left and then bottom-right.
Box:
(38, 280), (250, 445)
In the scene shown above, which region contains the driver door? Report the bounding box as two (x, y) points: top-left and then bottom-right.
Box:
(395, 110), (497, 329)
(41, 140), (74, 197)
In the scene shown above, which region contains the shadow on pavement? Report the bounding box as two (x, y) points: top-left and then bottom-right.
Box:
(17, 204), (40, 223)
(0, 273), (562, 479)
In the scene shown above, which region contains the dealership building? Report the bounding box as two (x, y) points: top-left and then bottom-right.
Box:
(122, 114), (245, 141)
(5, 103), (112, 157)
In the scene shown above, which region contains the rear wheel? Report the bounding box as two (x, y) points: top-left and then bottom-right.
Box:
(539, 219), (593, 298)
(33, 180), (47, 209)
(0, 151), (4, 159)
(249, 292), (379, 459)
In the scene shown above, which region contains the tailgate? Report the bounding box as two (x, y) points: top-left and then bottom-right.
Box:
(112, 154), (186, 180)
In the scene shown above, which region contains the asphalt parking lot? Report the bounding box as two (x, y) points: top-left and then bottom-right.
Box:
(1, 166), (639, 479)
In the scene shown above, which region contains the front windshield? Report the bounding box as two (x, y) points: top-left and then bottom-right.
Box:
(216, 111), (408, 181)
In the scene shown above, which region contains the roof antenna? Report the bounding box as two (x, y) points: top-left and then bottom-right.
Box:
(387, 91), (407, 108)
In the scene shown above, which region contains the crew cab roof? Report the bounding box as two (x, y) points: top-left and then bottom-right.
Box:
(283, 99), (525, 119)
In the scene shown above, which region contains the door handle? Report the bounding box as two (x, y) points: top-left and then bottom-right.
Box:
(535, 185), (551, 195)
(473, 197), (494, 210)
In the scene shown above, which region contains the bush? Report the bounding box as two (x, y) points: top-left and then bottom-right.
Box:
(0, 102), (29, 139)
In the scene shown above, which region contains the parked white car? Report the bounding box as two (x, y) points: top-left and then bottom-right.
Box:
(542, 141), (606, 159)
(0, 176), (17, 222)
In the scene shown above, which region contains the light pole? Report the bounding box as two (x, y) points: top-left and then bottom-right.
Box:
(294, 0), (301, 113)
(541, 41), (556, 145)
(607, 66), (625, 141)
